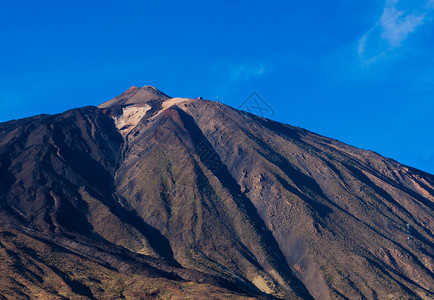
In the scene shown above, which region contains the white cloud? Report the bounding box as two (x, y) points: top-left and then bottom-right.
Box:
(357, 33), (369, 56)
(209, 61), (269, 101)
(228, 62), (266, 82)
(358, 0), (433, 63)
(380, 1), (425, 47)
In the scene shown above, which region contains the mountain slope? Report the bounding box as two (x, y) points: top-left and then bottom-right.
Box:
(0, 86), (433, 299)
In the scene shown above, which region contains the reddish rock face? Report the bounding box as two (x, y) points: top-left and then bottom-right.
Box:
(0, 86), (433, 299)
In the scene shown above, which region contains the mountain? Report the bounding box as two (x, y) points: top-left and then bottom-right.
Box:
(0, 86), (432, 299)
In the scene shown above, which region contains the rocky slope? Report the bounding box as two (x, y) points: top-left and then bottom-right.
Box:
(0, 86), (432, 299)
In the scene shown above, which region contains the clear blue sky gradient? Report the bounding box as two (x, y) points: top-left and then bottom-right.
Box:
(1, 0), (433, 174)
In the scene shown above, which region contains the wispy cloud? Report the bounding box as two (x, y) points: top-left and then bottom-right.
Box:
(381, 1), (425, 47)
(209, 60), (269, 102)
(358, 0), (433, 64)
(228, 62), (266, 82)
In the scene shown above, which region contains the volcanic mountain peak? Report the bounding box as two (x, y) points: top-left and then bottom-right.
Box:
(98, 85), (171, 109)
(1, 86), (433, 299)
(98, 86), (178, 136)
(112, 96), (200, 137)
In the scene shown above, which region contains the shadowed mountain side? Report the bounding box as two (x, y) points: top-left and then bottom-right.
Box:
(157, 99), (433, 299)
(0, 227), (269, 299)
(0, 106), (276, 299)
(115, 106), (313, 298)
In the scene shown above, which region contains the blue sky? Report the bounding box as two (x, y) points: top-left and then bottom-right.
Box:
(1, 0), (433, 174)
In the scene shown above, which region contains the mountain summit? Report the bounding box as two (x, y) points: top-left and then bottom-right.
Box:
(0, 87), (433, 299)
(98, 85), (170, 109)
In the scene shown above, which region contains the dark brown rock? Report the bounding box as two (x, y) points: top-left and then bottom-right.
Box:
(0, 86), (432, 299)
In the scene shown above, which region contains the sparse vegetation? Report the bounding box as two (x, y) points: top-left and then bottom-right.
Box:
(0, 87), (432, 299)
